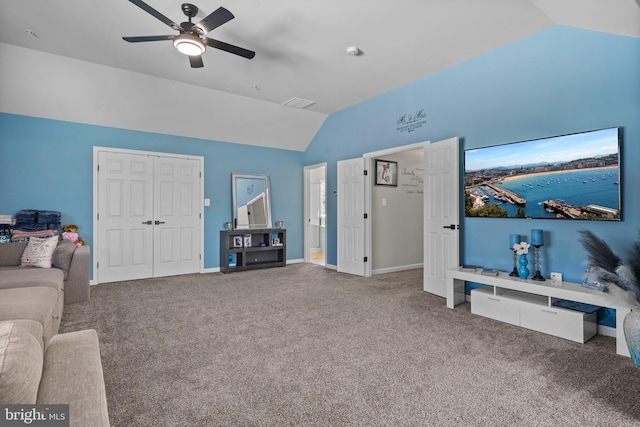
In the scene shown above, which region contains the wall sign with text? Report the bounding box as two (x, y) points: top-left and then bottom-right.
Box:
(396, 109), (427, 133)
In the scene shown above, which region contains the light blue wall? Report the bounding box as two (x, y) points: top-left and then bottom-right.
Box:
(304, 26), (640, 287)
(0, 114), (304, 270)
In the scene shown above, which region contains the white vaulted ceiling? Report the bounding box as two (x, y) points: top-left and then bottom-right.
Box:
(0, 0), (638, 150)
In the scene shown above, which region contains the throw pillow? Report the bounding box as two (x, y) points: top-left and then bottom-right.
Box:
(21, 236), (59, 268)
(0, 322), (44, 404)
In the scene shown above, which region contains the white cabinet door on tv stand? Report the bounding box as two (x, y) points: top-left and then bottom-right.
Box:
(446, 268), (635, 357)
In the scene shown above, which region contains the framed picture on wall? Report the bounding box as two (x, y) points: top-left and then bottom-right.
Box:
(375, 159), (398, 186)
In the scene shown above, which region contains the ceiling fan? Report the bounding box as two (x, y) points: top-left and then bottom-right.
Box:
(122, 0), (255, 68)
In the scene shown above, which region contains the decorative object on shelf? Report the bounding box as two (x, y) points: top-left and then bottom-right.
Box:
(509, 234), (520, 277)
(233, 236), (243, 248)
(224, 222), (233, 231)
(276, 220), (284, 229)
(582, 265), (605, 291)
(578, 229), (640, 303)
(531, 229), (545, 281)
(513, 241), (531, 279)
(375, 159), (398, 186)
(623, 310), (640, 367)
(243, 234), (252, 248)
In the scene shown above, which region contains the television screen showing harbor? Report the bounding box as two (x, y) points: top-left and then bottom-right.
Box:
(464, 127), (621, 220)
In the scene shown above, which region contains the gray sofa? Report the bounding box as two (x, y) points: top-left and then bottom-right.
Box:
(0, 240), (110, 427)
(0, 240), (91, 305)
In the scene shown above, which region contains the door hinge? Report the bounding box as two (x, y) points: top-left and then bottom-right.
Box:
(364, 257), (368, 262)
(364, 213), (368, 219)
(364, 170), (368, 176)
(97, 213), (99, 220)
(96, 262), (99, 269)
(199, 213), (202, 219)
(199, 254), (202, 260)
(97, 164), (100, 172)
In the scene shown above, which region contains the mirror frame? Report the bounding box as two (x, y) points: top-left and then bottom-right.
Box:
(231, 173), (272, 230)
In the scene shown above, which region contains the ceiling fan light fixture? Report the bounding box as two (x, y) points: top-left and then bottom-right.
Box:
(173, 33), (205, 56)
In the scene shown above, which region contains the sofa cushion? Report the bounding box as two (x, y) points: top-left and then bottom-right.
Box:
(0, 242), (28, 267)
(0, 268), (64, 292)
(52, 239), (75, 280)
(0, 319), (45, 353)
(21, 236), (59, 268)
(0, 322), (44, 404)
(0, 287), (60, 344)
(38, 330), (110, 427)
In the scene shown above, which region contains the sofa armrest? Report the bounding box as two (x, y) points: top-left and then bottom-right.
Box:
(37, 329), (110, 427)
(65, 246), (90, 304)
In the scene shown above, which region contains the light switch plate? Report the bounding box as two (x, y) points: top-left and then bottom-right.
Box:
(550, 272), (562, 285)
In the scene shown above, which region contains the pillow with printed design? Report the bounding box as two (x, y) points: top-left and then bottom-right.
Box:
(20, 236), (59, 268)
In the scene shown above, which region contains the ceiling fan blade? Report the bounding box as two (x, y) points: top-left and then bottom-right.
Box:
(193, 7), (234, 34)
(204, 38), (255, 59)
(189, 55), (204, 68)
(123, 35), (175, 43)
(128, 0), (181, 31)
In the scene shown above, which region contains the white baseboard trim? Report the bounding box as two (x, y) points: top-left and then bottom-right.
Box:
(202, 260), (303, 274)
(372, 263), (423, 275)
(597, 324), (616, 338)
(325, 264), (337, 271)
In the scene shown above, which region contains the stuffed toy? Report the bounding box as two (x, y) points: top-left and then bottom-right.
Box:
(61, 224), (85, 247)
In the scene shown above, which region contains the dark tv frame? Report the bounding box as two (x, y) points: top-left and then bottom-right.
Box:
(463, 127), (622, 221)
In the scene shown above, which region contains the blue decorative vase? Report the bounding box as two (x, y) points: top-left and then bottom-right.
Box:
(623, 310), (640, 367)
(517, 254), (529, 279)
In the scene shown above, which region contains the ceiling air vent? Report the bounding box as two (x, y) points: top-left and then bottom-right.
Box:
(283, 97), (316, 109)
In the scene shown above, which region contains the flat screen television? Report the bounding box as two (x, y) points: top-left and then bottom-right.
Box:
(464, 127), (621, 220)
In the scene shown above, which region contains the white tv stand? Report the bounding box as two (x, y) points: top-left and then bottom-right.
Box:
(446, 267), (634, 357)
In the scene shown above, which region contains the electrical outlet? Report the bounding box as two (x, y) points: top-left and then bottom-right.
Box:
(550, 272), (563, 284)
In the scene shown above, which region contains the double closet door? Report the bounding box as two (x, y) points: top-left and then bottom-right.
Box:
(96, 149), (202, 283)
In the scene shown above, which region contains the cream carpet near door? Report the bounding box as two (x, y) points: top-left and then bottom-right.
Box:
(61, 264), (640, 426)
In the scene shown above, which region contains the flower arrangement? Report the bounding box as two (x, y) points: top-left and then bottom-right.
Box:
(512, 241), (530, 255)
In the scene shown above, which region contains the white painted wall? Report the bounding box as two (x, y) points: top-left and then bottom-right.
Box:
(371, 149), (424, 273)
(0, 43), (326, 152)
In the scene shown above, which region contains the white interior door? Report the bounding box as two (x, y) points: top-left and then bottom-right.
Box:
(97, 151), (154, 282)
(153, 157), (201, 277)
(337, 157), (366, 276)
(423, 137), (460, 296)
(96, 149), (202, 283)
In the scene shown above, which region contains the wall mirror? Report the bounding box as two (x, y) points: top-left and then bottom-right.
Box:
(232, 173), (272, 229)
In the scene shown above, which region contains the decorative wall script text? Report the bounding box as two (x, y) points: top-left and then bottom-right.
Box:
(400, 167), (424, 195)
(396, 109), (427, 134)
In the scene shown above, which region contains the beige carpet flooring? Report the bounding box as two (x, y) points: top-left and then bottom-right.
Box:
(61, 264), (640, 426)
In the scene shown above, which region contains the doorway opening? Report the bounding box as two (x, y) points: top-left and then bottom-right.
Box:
(364, 144), (426, 276)
(304, 163), (327, 266)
